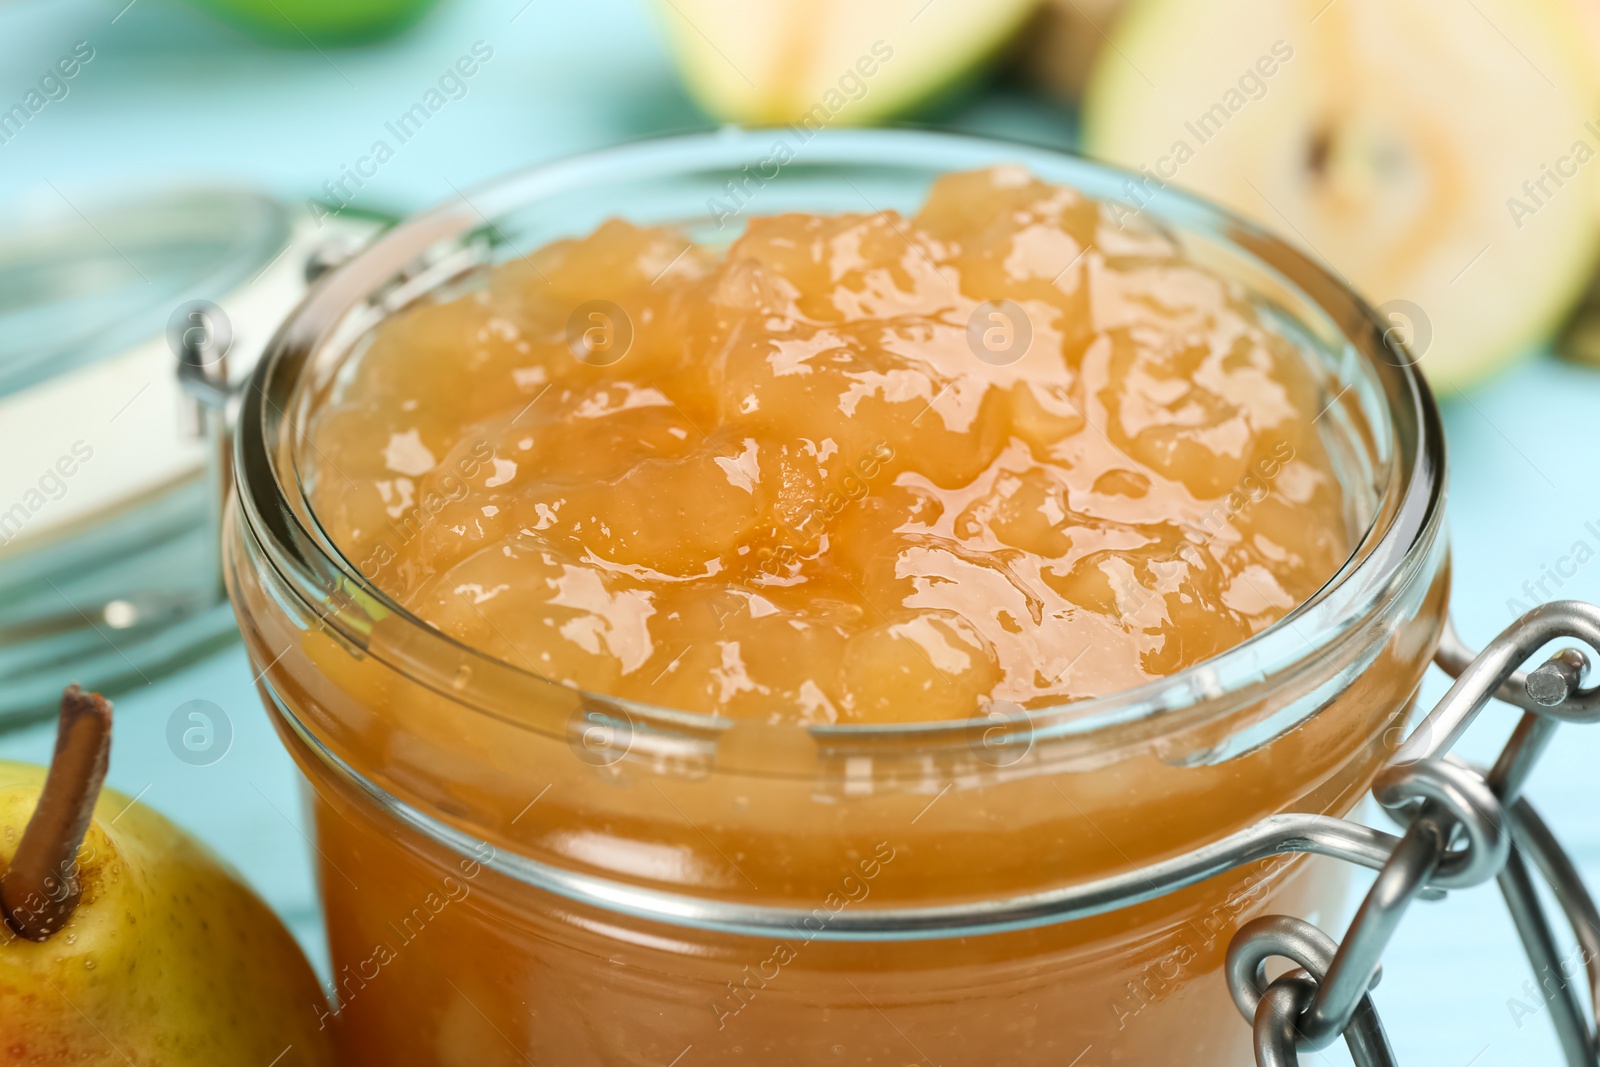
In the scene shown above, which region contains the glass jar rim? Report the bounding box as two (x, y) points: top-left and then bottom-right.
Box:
(234, 127), (1446, 757)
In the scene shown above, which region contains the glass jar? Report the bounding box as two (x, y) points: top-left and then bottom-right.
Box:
(225, 129), (1448, 1066)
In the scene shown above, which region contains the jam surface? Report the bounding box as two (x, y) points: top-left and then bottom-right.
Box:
(310, 166), (1349, 723)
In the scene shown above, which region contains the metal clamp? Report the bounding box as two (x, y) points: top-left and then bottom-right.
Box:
(1227, 600), (1600, 1065)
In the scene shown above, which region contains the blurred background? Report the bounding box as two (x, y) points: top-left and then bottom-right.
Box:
(2, 0), (1600, 1062)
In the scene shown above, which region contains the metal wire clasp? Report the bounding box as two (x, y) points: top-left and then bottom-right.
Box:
(1226, 601), (1600, 1066)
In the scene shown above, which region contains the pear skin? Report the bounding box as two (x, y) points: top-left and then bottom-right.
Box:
(0, 764), (337, 1066)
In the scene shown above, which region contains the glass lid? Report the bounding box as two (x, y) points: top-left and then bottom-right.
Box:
(0, 185), (376, 729)
(0, 187), (290, 398)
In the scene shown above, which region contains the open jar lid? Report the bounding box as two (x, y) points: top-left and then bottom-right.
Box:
(0, 186), (380, 728)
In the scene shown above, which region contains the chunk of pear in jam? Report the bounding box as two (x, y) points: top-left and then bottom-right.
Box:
(0, 687), (336, 1067)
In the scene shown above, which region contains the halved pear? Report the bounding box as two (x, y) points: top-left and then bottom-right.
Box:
(1083, 0), (1600, 388)
(651, 0), (1036, 125)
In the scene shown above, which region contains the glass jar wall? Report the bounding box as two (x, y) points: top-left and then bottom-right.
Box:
(226, 130), (1449, 1066)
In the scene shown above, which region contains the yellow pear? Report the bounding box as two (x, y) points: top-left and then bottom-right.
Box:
(0, 687), (336, 1066)
(1084, 0), (1600, 389)
(651, 0), (1036, 125)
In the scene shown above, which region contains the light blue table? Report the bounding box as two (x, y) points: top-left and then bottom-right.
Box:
(1, 0), (1596, 1061)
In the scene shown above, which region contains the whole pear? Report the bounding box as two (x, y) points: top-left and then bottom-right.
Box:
(0, 687), (337, 1066)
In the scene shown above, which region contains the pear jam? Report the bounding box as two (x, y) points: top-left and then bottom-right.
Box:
(234, 161), (1450, 1067)
(309, 166), (1348, 721)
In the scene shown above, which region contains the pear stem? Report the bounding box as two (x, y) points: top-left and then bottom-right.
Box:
(0, 685), (112, 942)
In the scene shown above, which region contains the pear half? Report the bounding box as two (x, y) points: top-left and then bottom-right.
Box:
(1083, 0), (1600, 388)
(652, 0), (1036, 125)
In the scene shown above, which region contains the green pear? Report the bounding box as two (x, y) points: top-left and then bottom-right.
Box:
(0, 688), (336, 1066)
(184, 0), (442, 46)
